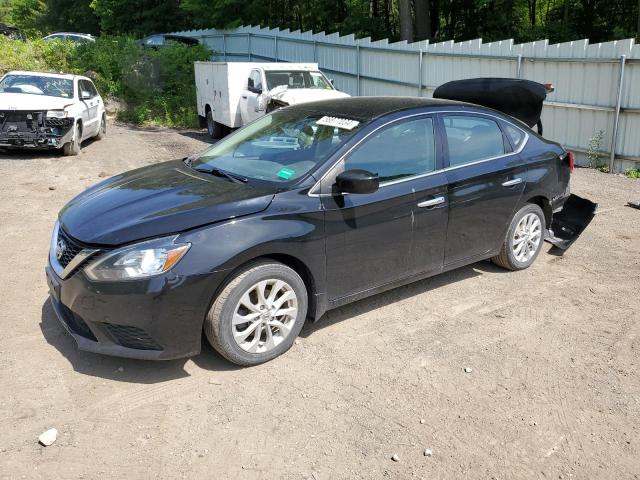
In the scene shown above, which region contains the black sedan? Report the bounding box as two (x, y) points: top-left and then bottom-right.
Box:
(46, 84), (594, 365)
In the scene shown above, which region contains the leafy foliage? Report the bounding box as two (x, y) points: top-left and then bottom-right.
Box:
(2, 0), (639, 43)
(0, 36), (211, 127)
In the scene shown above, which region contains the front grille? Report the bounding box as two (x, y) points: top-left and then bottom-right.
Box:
(58, 303), (98, 341)
(57, 228), (84, 269)
(104, 324), (163, 351)
(45, 117), (74, 129)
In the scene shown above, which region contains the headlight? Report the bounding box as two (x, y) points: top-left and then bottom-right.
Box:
(84, 236), (190, 281)
(46, 110), (68, 118)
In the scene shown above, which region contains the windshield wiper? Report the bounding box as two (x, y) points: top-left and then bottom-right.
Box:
(192, 164), (248, 184)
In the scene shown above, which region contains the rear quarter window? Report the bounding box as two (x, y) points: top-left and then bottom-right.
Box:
(504, 123), (526, 150)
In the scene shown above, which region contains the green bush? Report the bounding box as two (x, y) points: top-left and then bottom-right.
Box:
(0, 36), (211, 128)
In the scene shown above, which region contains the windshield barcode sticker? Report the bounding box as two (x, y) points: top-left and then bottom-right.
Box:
(317, 116), (360, 130)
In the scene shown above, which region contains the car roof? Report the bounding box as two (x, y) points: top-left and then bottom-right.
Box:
(286, 96), (477, 121)
(45, 32), (94, 37)
(4, 70), (92, 82)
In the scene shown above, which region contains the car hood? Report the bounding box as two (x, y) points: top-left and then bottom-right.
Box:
(0, 92), (74, 110)
(268, 88), (350, 106)
(59, 160), (276, 246)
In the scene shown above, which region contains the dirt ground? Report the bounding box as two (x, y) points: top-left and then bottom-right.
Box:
(0, 123), (639, 480)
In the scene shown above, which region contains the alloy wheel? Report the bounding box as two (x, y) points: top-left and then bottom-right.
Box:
(512, 212), (542, 263)
(232, 279), (298, 353)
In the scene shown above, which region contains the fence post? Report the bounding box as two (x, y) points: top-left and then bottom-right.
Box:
(247, 33), (252, 61)
(356, 44), (361, 96)
(222, 33), (226, 61)
(313, 40), (317, 62)
(516, 54), (522, 78)
(609, 54), (627, 173)
(274, 34), (278, 62)
(418, 49), (423, 97)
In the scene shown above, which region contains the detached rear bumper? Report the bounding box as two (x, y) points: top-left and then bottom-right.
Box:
(545, 194), (597, 251)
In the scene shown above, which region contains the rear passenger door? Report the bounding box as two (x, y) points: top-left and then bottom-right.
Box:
(440, 113), (527, 267)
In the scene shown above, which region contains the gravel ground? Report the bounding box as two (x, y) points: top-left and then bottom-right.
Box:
(0, 123), (639, 479)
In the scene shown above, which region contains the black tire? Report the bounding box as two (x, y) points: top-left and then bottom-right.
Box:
(204, 261), (308, 366)
(96, 114), (107, 140)
(62, 122), (82, 156)
(206, 111), (225, 139)
(492, 203), (545, 271)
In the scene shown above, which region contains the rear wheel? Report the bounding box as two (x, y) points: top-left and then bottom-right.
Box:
(63, 122), (82, 156)
(96, 114), (107, 140)
(206, 111), (225, 139)
(492, 203), (545, 271)
(204, 261), (307, 366)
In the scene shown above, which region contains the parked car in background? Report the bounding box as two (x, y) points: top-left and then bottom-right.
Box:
(195, 62), (349, 138)
(0, 71), (106, 155)
(45, 80), (595, 366)
(138, 34), (199, 48)
(43, 32), (95, 43)
(0, 23), (25, 40)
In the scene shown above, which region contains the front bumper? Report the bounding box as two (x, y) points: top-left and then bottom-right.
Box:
(0, 111), (73, 148)
(45, 263), (227, 360)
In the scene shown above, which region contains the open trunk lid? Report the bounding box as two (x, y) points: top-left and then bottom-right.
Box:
(433, 78), (548, 130)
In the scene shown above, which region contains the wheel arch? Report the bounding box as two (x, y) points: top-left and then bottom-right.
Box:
(210, 253), (319, 323)
(523, 195), (552, 228)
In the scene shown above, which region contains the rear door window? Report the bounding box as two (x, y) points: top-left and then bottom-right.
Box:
(443, 115), (506, 167)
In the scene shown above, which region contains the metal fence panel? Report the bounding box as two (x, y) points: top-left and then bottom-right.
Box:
(174, 26), (640, 172)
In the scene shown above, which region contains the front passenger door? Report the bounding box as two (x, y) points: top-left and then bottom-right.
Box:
(78, 80), (99, 136)
(322, 116), (446, 301)
(241, 69), (265, 124)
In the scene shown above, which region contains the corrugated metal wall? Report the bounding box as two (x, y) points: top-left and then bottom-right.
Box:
(173, 25), (640, 172)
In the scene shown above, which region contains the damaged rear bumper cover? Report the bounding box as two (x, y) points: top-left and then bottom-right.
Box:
(0, 110), (73, 148)
(545, 194), (597, 252)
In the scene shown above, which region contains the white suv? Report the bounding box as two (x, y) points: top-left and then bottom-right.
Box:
(0, 71), (106, 156)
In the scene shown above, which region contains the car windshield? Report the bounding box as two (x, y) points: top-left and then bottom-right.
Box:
(0, 74), (74, 98)
(265, 71), (332, 90)
(192, 109), (365, 184)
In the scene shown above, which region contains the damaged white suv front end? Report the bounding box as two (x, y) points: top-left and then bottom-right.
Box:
(0, 71), (106, 156)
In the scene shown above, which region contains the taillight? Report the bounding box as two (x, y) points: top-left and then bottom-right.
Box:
(566, 151), (575, 173)
(544, 83), (555, 93)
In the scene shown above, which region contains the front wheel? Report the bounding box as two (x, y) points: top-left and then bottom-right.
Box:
(492, 203), (545, 271)
(204, 261), (308, 366)
(62, 122), (82, 156)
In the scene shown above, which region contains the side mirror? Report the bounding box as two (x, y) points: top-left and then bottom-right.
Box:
(329, 78), (335, 85)
(247, 78), (262, 95)
(335, 169), (379, 194)
(80, 90), (91, 100)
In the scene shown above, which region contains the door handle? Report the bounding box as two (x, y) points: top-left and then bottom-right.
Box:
(502, 178), (523, 187)
(241, 95), (247, 99)
(417, 196), (445, 208)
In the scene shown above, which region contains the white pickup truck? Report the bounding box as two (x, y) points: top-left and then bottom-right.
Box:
(195, 62), (350, 138)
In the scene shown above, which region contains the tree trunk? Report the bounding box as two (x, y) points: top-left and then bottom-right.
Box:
(528, 0), (537, 27)
(398, 0), (413, 42)
(430, 0), (439, 39)
(415, 0), (432, 40)
(383, 0), (392, 37)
